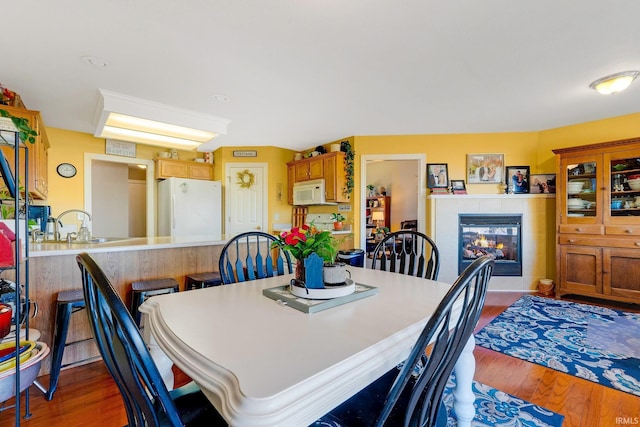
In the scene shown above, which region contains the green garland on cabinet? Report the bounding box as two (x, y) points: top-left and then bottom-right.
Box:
(0, 109), (37, 144)
(341, 140), (354, 198)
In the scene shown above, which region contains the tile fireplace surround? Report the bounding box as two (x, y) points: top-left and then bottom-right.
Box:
(428, 194), (556, 292)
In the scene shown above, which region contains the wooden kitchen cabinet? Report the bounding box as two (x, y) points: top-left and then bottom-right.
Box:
(294, 156), (323, 181)
(287, 163), (295, 204)
(0, 105), (49, 199)
(287, 152), (349, 203)
(554, 137), (640, 304)
(155, 158), (214, 180)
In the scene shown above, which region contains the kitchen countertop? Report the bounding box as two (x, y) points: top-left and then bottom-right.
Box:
(30, 227), (353, 258)
(28, 235), (229, 257)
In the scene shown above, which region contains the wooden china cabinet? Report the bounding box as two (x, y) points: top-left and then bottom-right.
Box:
(554, 137), (640, 304)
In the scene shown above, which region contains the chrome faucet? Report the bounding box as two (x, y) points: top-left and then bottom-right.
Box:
(54, 209), (92, 241)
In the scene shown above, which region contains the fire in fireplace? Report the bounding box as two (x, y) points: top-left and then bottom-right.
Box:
(458, 214), (522, 276)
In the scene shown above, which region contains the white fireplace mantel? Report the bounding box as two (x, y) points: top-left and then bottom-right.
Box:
(428, 194), (556, 292)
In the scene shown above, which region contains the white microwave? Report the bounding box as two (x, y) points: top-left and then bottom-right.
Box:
(292, 179), (335, 205)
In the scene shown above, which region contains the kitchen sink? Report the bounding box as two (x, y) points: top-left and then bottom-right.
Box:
(87, 237), (130, 243)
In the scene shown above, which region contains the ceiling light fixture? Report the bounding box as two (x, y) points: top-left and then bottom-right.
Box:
(93, 89), (229, 150)
(589, 71), (640, 95)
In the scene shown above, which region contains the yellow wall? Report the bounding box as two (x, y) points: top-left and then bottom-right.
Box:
(537, 112), (640, 172)
(45, 127), (197, 227)
(213, 146), (295, 233)
(43, 113), (640, 259)
(349, 132), (541, 239)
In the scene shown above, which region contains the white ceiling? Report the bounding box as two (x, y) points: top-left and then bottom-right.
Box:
(4, 1), (640, 152)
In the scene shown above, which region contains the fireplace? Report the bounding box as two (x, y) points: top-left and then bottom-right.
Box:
(458, 214), (522, 276)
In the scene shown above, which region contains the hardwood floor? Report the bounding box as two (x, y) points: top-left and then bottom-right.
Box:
(0, 291), (638, 426)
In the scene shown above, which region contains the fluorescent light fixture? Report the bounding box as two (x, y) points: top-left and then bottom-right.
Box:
(93, 89), (229, 150)
(589, 71), (640, 95)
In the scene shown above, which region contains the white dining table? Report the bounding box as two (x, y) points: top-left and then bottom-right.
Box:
(139, 267), (477, 427)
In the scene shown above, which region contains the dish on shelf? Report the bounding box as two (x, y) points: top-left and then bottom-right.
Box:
(290, 279), (355, 299)
(0, 341), (49, 402)
(628, 178), (640, 191)
(0, 340), (36, 373)
(567, 198), (586, 208)
(567, 213), (585, 217)
(567, 181), (585, 195)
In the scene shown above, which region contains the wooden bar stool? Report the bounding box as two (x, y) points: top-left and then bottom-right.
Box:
(184, 272), (223, 290)
(129, 278), (180, 327)
(46, 289), (88, 400)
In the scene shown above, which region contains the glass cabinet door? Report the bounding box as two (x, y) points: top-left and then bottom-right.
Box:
(605, 150), (640, 224)
(563, 156), (598, 221)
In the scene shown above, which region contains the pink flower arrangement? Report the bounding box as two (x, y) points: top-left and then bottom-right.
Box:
(272, 224), (337, 262)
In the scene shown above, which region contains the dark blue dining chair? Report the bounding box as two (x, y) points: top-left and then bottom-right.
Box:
(371, 230), (440, 280)
(76, 253), (228, 427)
(218, 231), (293, 284)
(313, 255), (494, 427)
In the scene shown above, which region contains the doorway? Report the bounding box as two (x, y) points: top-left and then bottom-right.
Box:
(360, 154), (426, 252)
(84, 153), (155, 237)
(224, 162), (268, 236)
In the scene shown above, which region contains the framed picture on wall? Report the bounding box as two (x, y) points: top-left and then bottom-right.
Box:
(451, 179), (467, 194)
(427, 163), (449, 188)
(466, 153), (504, 184)
(530, 174), (556, 194)
(506, 166), (530, 194)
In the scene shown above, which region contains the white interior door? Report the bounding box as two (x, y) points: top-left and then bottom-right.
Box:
(225, 163), (268, 237)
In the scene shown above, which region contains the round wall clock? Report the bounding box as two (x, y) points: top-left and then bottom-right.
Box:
(57, 163), (77, 178)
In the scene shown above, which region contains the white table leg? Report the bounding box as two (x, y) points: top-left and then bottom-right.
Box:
(142, 314), (175, 390)
(452, 334), (476, 427)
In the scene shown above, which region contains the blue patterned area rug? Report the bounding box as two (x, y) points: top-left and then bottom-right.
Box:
(476, 294), (640, 397)
(442, 379), (563, 426)
(314, 378), (563, 426)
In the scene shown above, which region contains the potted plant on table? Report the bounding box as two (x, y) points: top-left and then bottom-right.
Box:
(272, 224), (338, 286)
(330, 212), (346, 231)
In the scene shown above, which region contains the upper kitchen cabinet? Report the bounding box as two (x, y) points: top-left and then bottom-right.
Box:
(155, 158), (214, 180)
(322, 152), (347, 202)
(287, 163), (295, 205)
(0, 105), (49, 199)
(287, 152), (349, 203)
(293, 156), (323, 181)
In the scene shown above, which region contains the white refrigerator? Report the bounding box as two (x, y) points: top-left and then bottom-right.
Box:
(157, 177), (222, 239)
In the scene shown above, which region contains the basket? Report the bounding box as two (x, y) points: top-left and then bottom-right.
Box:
(0, 341), (49, 402)
(538, 279), (554, 296)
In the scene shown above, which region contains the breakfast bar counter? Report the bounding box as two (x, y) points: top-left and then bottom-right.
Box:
(22, 237), (230, 375)
(28, 235), (228, 257)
